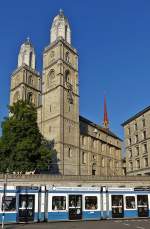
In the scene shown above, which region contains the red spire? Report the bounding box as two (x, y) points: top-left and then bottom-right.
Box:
(103, 96), (109, 129)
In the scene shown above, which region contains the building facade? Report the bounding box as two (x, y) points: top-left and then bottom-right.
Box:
(9, 10), (123, 176)
(122, 106), (150, 176)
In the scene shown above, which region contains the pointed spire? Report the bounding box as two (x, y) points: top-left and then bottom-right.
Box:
(59, 9), (64, 16)
(103, 96), (109, 129)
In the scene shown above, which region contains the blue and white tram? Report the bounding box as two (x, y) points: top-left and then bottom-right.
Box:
(0, 185), (150, 223)
(107, 187), (150, 218)
(0, 185), (44, 223)
(47, 187), (102, 221)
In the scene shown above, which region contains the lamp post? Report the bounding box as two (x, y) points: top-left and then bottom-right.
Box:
(2, 172), (8, 229)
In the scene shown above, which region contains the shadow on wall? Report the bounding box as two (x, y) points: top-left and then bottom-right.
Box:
(35, 139), (60, 175)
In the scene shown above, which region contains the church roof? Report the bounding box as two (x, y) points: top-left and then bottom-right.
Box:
(79, 115), (122, 141)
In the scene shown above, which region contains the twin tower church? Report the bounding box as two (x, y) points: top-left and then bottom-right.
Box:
(10, 10), (123, 176)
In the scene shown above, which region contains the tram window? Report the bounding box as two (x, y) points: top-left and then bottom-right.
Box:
(3, 196), (16, 211)
(112, 195), (123, 206)
(126, 196), (135, 209)
(85, 196), (97, 210)
(52, 196), (66, 211)
(137, 195), (148, 206)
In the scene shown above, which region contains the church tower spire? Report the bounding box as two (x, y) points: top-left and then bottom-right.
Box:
(50, 9), (71, 44)
(103, 96), (109, 129)
(10, 38), (41, 108)
(18, 37), (36, 69)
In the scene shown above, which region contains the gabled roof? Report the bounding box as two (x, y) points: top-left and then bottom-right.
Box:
(79, 115), (122, 141)
(122, 106), (150, 126)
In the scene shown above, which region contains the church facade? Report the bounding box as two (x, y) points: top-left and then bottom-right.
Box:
(10, 10), (123, 176)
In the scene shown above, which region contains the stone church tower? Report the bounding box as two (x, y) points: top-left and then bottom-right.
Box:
(41, 10), (80, 175)
(10, 38), (41, 108)
(9, 10), (123, 177)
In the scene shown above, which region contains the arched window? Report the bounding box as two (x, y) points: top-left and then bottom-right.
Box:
(65, 70), (70, 83)
(13, 91), (20, 103)
(65, 25), (68, 40)
(27, 92), (32, 103)
(28, 75), (33, 85)
(29, 51), (32, 67)
(65, 52), (70, 62)
(102, 158), (105, 168)
(47, 70), (55, 87)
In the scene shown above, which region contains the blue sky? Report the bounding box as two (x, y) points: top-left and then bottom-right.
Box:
(0, 0), (150, 139)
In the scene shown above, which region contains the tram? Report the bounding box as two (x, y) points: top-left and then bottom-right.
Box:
(0, 185), (150, 223)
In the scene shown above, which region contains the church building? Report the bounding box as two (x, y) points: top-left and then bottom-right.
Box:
(10, 10), (123, 176)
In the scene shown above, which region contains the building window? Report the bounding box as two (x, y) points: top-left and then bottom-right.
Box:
(82, 152), (86, 164)
(52, 196), (66, 211)
(126, 196), (135, 209)
(136, 159), (140, 169)
(50, 105), (52, 112)
(47, 70), (55, 87)
(129, 162), (133, 171)
(143, 143), (148, 154)
(92, 154), (97, 161)
(135, 135), (138, 143)
(144, 157), (148, 167)
(28, 75), (33, 85)
(27, 92), (32, 103)
(102, 157), (105, 167)
(85, 196), (97, 210)
(102, 144), (106, 151)
(65, 70), (70, 83)
(68, 148), (71, 158)
(142, 130), (146, 140)
(128, 149), (132, 158)
(65, 52), (70, 62)
(128, 138), (131, 146)
(134, 123), (138, 131)
(142, 119), (145, 127)
(93, 140), (97, 148)
(92, 168), (96, 176)
(108, 159), (112, 168)
(135, 146), (139, 156)
(127, 127), (131, 135)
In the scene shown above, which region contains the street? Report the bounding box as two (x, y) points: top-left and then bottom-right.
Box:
(4, 219), (150, 229)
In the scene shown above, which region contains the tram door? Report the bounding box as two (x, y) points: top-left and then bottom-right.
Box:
(137, 195), (149, 217)
(69, 195), (82, 220)
(18, 194), (35, 222)
(111, 195), (124, 218)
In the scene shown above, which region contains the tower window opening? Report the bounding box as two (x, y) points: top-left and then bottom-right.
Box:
(27, 92), (32, 103)
(28, 75), (33, 85)
(65, 52), (70, 62)
(65, 70), (70, 83)
(65, 25), (68, 40)
(68, 148), (71, 158)
(29, 51), (32, 67)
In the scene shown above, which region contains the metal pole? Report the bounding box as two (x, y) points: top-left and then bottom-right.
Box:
(2, 173), (7, 229)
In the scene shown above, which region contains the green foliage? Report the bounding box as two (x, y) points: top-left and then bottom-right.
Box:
(0, 100), (52, 173)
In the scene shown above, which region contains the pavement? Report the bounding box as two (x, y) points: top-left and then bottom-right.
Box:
(3, 219), (150, 229)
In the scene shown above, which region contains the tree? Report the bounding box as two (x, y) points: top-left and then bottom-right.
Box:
(0, 100), (52, 173)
